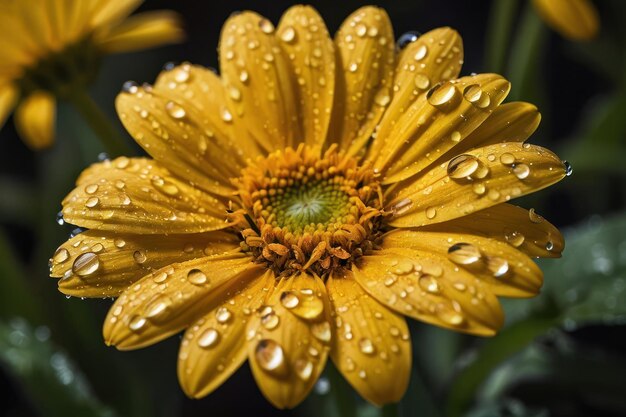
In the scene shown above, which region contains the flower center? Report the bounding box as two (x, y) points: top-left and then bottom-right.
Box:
(235, 145), (385, 276)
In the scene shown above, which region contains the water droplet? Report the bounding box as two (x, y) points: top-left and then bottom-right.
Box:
(426, 206), (437, 219)
(220, 107), (233, 122)
(374, 89), (391, 107)
(216, 307), (232, 323)
(447, 154), (479, 179)
(52, 248), (69, 263)
(261, 308), (280, 329)
(499, 153), (515, 165)
(438, 308), (464, 326)
(187, 269), (208, 285)
(427, 82), (458, 108)
(122, 81), (138, 94)
(512, 163), (530, 179)
(472, 183), (486, 195)
(348, 62), (358, 72)
(239, 70), (249, 83)
(72, 252), (100, 276)
(97, 152), (110, 162)
(419, 275), (440, 293)
(114, 238), (126, 248)
(450, 131), (462, 142)
(280, 26), (296, 43)
(447, 243), (481, 264)
(311, 322), (331, 342)
(280, 291), (300, 309)
(165, 101), (186, 119)
(259, 18), (274, 34)
(174, 67), (190, 83)
(487, 256), (509, 277)
(162, 61), (176, 71)
(529, 208), (544, 223)
(55, 211), (64, 225)
(198, 328), (219, 348)
(563, 160), (573, 176)
(414, 73), (430, 90)
(145, 296), (170, 318)
(128, 315), (147, 331)
(295, 358), (314, 381)
(84, 184), (99, 194)
(545, 241), (554, 251)
(356, 24), (367, 37)
(414, 44), (428, 61)
(228, 85), (242, 101)
(255, 339), (286, 374)
(396, 31), (421, 50)
(85, 197), (99, 208)
(133, 250), (147, 264)
(359, 338), (375, 355)
(505, 231), (525, 247)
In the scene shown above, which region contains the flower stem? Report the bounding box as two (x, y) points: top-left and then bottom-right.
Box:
(445, 314), (559, 417)
(484, 0), (520, 73)
(66, 89), (133, 157)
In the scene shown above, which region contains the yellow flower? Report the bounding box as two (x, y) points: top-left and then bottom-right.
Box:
(0, 0), (183, 149)
(532, 0), (599, 40)
(50, 5), (567, 408)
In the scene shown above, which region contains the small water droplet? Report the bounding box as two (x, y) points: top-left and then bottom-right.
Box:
(122, 81), (138, 94)
(311, 322), (331, 342)
(220, 107), (233, 122)
(259, 18), (274, 34)
(128, 315), (147, 331)
(396, 31), (421, 50)
(280, 291), (300, 309)
(545, 241), (554, 251)
(261, 309), (280, 330)
(173, 67), (190, 83)
(84, 184), (99, 194)
(55, 211), (64, 225)
(563, 160), (573, 176)
(414, 44), (428, 61)
(198, 328), (219, 348)
(216, 307), (232, 323)
(487, 256), (509, 277)
(72, 252), (100, 276)
(447, 243), (481, 264)
(426, 206), (437, 219)
(419, 275), (440, 293)
(280, 26), (296, 43)
(114, 238), (126, 248)
(162, 61), (176, 71)
(414, 73), (430, 90)
(512, 163), (530, 179)
(165, 101), (186, 119)
(145, 296), (170, 318)
(294, 358), (314, 381)
(359, 338), (375, 355)
(505, 231), (525, 247)
(53, 248), (69, 263)
(133, 250), (147, 264)
(499, 153), (515, 165)
(187, 269), (208, 285)
(85, 197), (99, 208)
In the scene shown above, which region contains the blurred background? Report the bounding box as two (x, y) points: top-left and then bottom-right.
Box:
(1, 0), (625, 416)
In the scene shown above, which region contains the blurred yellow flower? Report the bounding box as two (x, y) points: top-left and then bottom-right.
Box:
(533, 0), (599, 40)
(0, 0), (183, 149)
(50, 5), (567, 408)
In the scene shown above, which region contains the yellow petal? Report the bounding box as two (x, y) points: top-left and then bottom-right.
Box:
(327, 270), (410, 406)
(15, 91), (56, 150)
(417, 204), (564, 259)
(103, 251), (261, 350)
(276, 5), (335, 151)
(89, 0), (142, 29)
(0, 83), (18, 128)
(330, 6), (395, 157)
(247, 273), (330, 409)
(374, 74), (511, 184)
(178, 271), (272, 398)
(448, 102), (541, 155)
(95, 11), (184, 53)
(387, 143), (567, 228)
(533, 0), (599, 41)
(62, 157), (230, 234)
(370, 27), (463, 159)
(383, 229), (543, 298)
(352, 247), (504, 336)
(153, 63), (261, 161)
(50, 230), (240, 298)
(116, 83), (244, 196)
(219, 11), (300, 152)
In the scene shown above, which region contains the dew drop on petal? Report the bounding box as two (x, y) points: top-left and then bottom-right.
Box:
(255, 339), (285, 374)
(499, 153), (515, 165)
(447, 243), (481, 265)
(84, 184), (98, 194)
(114, 238), (126, 248)
(414, 44), (428, 61)
(529, 208), (544, 223)
(447, 154), (479, 179)
(426, 206), (437, 219)
(133, 250), (147, 264)
(165, 101), (186, 119)
(487, 256), (509, 277)
(280, 291), (300, 309)
(414, 74), (430, 90)
(294, 358), (314, 381)
(505, 231), (525, 247)
(512, 163), (530, 179)
(85, 197), (99, 208)
(53, 248), (69, 263)
(198, 328), (219, 348)
(145, 296), (170, 318)
(563, 160), (573, 176)
(418, 275), (440, 293)
(187, 269), (208, 285)
(261, 309), (280, 330)
(280, 26), (296, 43)
(546, 241), (554, 251)
(358, 338), (375, 355)
(311, 322), (331, 343)
(396, 31), (421, 50)
(128, 315), (147, 332)
(427, 82), (458, 108)
(216, 307), (232, 323)
(72, 252), (100, 276)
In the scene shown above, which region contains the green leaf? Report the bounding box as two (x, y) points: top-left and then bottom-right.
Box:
(0, 318), (116, 417)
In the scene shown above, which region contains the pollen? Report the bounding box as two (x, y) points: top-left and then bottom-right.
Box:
(235, 144), (385, 276)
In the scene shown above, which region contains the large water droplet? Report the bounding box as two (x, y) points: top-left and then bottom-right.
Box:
(447, 154), (480, 179)
(259, 18), (275, 34)
(133, 250), (147, 264)
(413, 44), (428, 61)
(512, 163), (530, 179)
(255, 339), (286, 374)
(563, 160), (573, 176)
(165, 101), (186, 119)
(295, 358), (314, 381)
(187, 269), (208, 285)
(198, 328), (219, 348)
(499, 153), (515, 165)
(128, 315), (147, 331)
(505, 231), (525, 247)
(145, 296), (170, 318)
(418, 275), (440, 293)
(396, 31), (421, 50)
(216, 307), (232, 323)
(311, 322), (331, 343)
(280, 26), (296, 43)
(487, 256), (509, 277)
(53, 248), (69, 263)
(280, 291), (300, 309)
(427, 82), (458, 108)
(72, 252), (100, 276)
(447, 243), (481, 265)
(261, 309), (280, 330)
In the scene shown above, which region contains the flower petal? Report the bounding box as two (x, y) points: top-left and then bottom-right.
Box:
(116, 84), (244, 197)
(153, 63), (261, 161)
(178, 271), (272, 398)
(387, 143), (567, 228)
(89, 0), (141, 28)
(331, 6), (395, 157)
(352, 247), (504, 336)
(276, 5), (335, 151)
(383, 229), (543, 298)
(417, 204), (564, 259)
(0, 83), (18, 128)
(95, 11), (184, 53)
(50, 230), (240, 297)
(14, 91), (56, 150)
(62, 157), (230, 234)
(103, 251), (261, 350)
(219, 11), (300, 152)
(532, 0), (599, 40)
(247, 273), (330, 409)
(369, 27), (463, 159)
(327, 270), (410, 406)
(374, 74), (511, 184)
